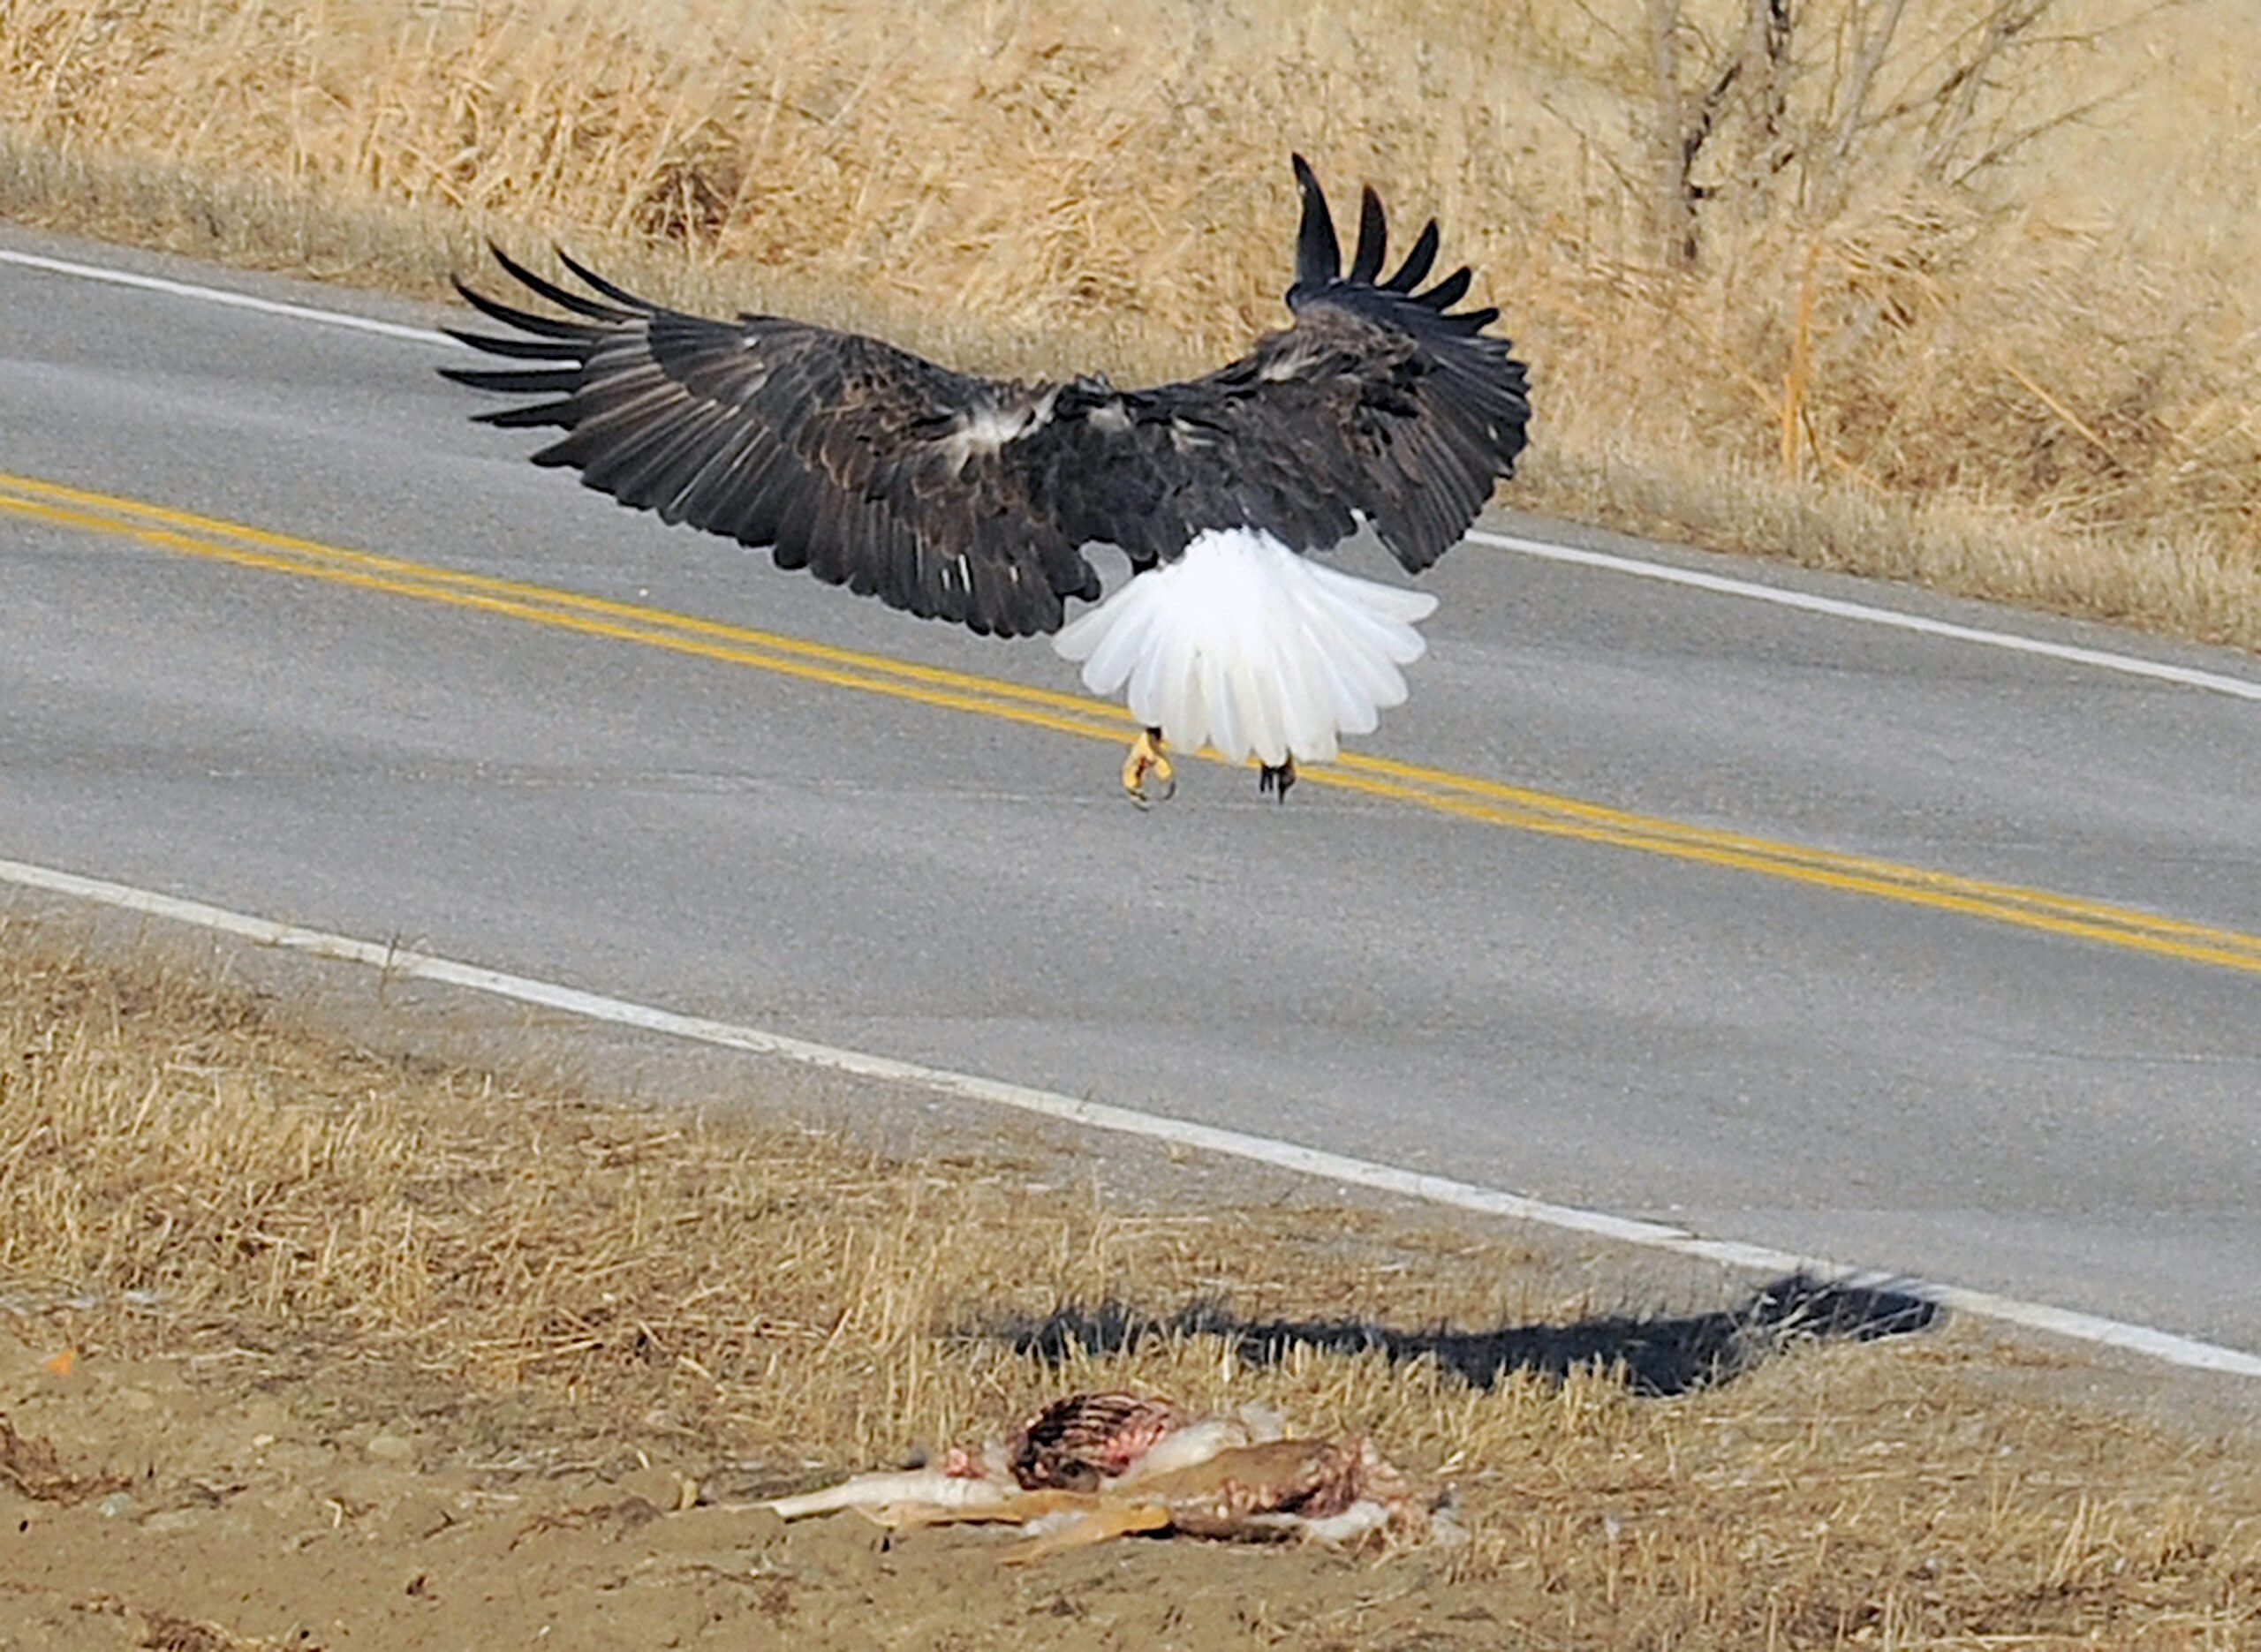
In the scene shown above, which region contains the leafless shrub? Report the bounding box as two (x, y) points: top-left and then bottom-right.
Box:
(1638, 0), (2138, 258)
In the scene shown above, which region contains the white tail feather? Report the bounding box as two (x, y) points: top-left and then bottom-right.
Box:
(1054, 529), (1437, 766)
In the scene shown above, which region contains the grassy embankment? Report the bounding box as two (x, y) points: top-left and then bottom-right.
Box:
(2, 924), (2257, 1644)
(0, 0), (2255, 642)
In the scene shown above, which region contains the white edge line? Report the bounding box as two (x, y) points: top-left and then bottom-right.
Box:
(9, 238), (2261, 705)
(1468, 528), (2261, 704)
(0, 247), (457, 346)
(6, 854), (2258, 1384)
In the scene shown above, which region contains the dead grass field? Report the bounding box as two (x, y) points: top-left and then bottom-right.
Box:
(3, 919), (2258, 1647)
(0, 0), (2256, 647)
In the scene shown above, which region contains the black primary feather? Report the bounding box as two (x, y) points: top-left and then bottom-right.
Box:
(1290, 153), (1342, 287)
(1347, 185), (1389, 283)
(442, 157), (1531, 634)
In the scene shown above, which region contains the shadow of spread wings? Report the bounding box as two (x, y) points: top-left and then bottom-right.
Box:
(441, 157), (1531, 639)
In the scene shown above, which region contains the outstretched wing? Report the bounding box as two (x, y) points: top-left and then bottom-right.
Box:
(1091, 155), (1531, 576)
(442, 249), (1100, 637)
(442, 158), (1529, 637)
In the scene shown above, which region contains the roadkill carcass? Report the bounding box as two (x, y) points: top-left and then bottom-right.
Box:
(753, 1391), (1452, 1563)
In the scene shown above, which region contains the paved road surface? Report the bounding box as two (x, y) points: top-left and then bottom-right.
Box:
(4, 229), (2257, 1355)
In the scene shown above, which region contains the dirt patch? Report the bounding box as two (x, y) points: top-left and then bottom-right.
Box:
(2, 923), (2258, 1647)
(0, 1326), (1497, 1650)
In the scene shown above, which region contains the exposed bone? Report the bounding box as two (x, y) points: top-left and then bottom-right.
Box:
(760, 1468), (1012, 1521)
(1113, 1414), (1271, 1482)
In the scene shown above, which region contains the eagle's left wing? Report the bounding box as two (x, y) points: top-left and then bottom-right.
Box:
(442, 250), (1102, 637)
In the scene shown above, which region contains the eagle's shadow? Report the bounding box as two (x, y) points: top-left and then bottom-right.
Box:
(991, 1272), (1937, 1399)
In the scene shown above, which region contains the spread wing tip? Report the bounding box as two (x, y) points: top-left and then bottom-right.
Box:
(1347, 185), (1388, 284)
(465, 244), (640, 324)
(1284, 160), (1497, 331)
(1291, 154), (1341, 289)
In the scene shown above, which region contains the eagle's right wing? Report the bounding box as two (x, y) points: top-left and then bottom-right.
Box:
(442, 250), (1102, 637)
(1022, 157), (1531, 578)
(1123, 158), (1531, 577)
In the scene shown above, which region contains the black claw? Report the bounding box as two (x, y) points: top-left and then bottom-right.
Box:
(1258, 761), (1297, 802)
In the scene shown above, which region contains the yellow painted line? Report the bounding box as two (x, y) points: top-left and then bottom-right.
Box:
(23, 468), (2246, 958)
(0, 492), (1127, 746)
(1312, 765), (2261, 975)
(1342, 749), (2261, 949)
(0, 471), (1112, 720)
(7, 470), (2261, 977)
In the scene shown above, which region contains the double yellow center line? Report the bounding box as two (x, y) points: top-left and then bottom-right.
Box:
(8, 468), (2260, 978)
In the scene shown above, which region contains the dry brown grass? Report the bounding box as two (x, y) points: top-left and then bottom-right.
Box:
(0, 0), (2255, 647)
(4, 918), (2259, 1645)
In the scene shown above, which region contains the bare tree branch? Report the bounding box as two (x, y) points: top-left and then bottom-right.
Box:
(1645, 0), (1700, 265)
(1822, 0), (1912, 197)
(1924, 0), (2056, 175)
(1949, 85), (2136, 185)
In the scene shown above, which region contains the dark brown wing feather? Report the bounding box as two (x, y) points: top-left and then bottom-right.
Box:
(442, 248), (1099, 637)
(1107, 156), (1530, 576)
(1022, 156), (1528, 577)
(442, 159), (1529, 634)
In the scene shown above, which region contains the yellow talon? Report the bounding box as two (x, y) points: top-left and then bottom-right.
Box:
(1122, 727), (1176, 808)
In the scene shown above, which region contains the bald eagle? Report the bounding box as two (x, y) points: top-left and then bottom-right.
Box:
(442, 157), (1530, 803)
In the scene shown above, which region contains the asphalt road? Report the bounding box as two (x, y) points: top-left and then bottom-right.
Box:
(4, 228), (2258, 1356)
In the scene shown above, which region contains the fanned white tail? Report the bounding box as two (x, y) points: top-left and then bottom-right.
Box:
(1053, 528), (1436, 767)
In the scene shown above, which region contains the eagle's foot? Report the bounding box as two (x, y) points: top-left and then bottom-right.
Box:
(1258, 758), (1297, 802)
(1122, 728), (1176, 809)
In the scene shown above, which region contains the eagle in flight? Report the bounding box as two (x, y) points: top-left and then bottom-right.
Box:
(442, 157), (1531, 804)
